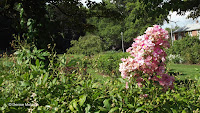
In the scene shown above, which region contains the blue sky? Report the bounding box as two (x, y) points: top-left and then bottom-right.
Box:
(81, 0), (200, 29)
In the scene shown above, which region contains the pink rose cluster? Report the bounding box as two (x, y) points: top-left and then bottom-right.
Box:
(119, 25), (175, 90)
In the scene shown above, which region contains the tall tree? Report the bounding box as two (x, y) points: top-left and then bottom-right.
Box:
(123, 0), (171, 45)
(88, 0), (124, 50)
(0, 0), (122, 53)
(169, 0), (200, 19)
(88, 0), (172, 50)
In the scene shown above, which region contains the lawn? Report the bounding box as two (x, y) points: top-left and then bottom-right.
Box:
(167, 63), (200, 80)
(88, 61), (200, 81)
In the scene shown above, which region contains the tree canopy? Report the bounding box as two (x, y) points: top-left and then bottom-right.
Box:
(170, 0), (200, 19)
(88, 0), (173, 50)
(0, 0), (199, 52)
(0, 0), (122, 52)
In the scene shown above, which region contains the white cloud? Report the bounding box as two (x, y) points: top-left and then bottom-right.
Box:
(162, 11), (200, 29)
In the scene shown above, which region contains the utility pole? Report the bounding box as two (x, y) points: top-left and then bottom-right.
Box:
(171, 24), (173, 46)
(170, 20), (178, 46)
(121, 32), (124, 52)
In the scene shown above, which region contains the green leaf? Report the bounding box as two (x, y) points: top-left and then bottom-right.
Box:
(124, 97), (128, 104)
(73, 101), (78, 110)
(61, 75), (66, 83)
(85, 104), (91, 113)
(94, 110), (100, 113)
(14, 51), (20, 55)
(92, 91), (101, 99)
(27, 19), (32, 26)
(92, 82), (101, 88)
(103, 99), (111, 109)
(30, 74), (33, 79)
(98, 106), (108, 112)
(117, 93), (122, 102)
(52, 78), (57, 85)
(20, 81), (30, 86)
(24, 59), (29, 64)
(117, 78), (126, 83)
(42, 73), (49, 84)
(109, 107), (118, 113)
(135, 107), (143, 112)
(46, 94), (51, 98)
(171, 108), (178, 113)
(127, 104), (134, 109)
(79, 94), (87, 107)
(0, 78), (3, 86)
(67, 59), (78, 67)
(69, 105), (74, 111)
(41, 52), (49, 56)
(182, 110), (187, 113)
(36, 59), (40, 67)
(37, 77), (41, 85)
(22, 73), (29, 80)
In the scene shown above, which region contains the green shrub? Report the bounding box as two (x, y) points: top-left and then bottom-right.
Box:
(1, 37), (200, 113)
(166, 35), (200, 64)
(91, 51), (129, 77)
(67, 34), (104, 56)
(1, 45), (200, 112)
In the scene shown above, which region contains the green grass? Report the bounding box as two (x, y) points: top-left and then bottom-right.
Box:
(87, 68), (112, 83)
(57, 54), (85, 59)
(167, 63), (200, 80)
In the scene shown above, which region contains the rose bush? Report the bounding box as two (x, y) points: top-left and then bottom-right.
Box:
(119, 25), (175, 90)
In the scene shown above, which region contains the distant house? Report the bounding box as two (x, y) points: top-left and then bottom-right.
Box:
(173, 21), (200, 40)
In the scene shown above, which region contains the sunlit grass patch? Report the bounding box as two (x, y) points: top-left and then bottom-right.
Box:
(167, 63), (200, 80)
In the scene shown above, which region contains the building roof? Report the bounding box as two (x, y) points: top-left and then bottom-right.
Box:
(173, 23), (200, 33)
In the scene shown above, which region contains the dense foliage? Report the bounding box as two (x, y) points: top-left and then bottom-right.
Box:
(67, 34), (104, 56)
(1, 41), (200, 112)
(1, 0), (200, 52)
(1, 0), (200, 112)
(170, 0), (200, 19)
(166, 35), (200, 64)
(92, 51), (129, 77)
(88, 0), (175, 50)
(0, 0), (122, 53)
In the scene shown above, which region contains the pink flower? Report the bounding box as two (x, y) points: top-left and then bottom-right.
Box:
(140, 94), (148, 98)
(159, 74), (175, 89)
(161, 57), (166, 62)
(121, 72), (127, 79)
(126, 82), (129, 89)
(119, 25), (174, 90)
(145, 27), (154, 34)
(137, 82), (143, 87)
(151, 76), (159, 81)
(136, 77), (144, 83)
(156, 66), (165, 75)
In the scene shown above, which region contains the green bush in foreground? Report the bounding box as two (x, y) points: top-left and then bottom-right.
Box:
(1, 42), (200, 112)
